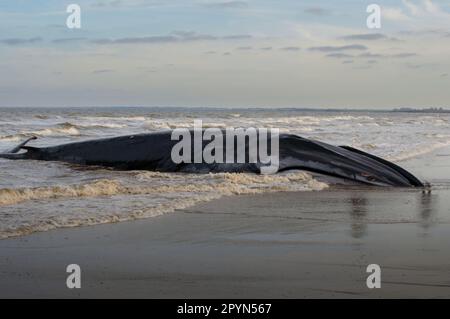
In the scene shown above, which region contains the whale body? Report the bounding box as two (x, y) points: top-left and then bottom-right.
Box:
(0, 131), (424, 187)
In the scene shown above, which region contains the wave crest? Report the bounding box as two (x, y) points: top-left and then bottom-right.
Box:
(0, 172), (327, 207)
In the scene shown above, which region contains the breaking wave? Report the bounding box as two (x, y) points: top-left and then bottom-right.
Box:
(0, 172), (327, 207)
(29, 126), (81, 137)
(0, 171), (327, 238)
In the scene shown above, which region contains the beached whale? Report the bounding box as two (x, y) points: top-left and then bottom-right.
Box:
(0, 131), (424, 187)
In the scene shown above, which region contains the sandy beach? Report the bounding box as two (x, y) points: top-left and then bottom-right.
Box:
(1, 146), (450, 298)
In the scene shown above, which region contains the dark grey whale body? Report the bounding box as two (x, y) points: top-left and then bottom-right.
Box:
(0, 131), (424, 187)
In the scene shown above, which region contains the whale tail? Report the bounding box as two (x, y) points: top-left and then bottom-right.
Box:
(0, 136), (37, 160)
(339, 145), (424, 187)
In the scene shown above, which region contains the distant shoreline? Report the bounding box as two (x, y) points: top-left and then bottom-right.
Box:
(0, 106), (449, 114)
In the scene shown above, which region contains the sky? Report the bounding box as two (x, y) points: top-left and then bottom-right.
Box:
(0, 0), (449, 108)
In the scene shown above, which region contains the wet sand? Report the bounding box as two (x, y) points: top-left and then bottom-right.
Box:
(1, 148), (450, 298)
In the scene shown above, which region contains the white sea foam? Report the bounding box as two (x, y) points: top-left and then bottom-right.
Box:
(0, 171), (327, 207)
(30, 126), (81, 137)
(0, 171), (327, 238)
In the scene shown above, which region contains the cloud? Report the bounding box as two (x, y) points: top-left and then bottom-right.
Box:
(402, 0), (421, 16)
(340, 33), (389, 41)
(92, 69), (114, 74)
(260, 47), (272, 51)
(325, 53), (354, 59)
(92, 31), (252, 44)
(202, 1), (248, 9)
(308, 44), (367, 52)
(390, 53), (418, 58)
(357, 52), (418, 59)
(0, 37), (43, 45)
(358, 52), (385, 58)
(222, 35), (252, 40)
(93, 36), (177, 44)
(383, 0), (450, 23)
(91, 0), (167, 8)
(92, 0), (122, 7)
(423, 0), (442, 15)
(383, 7), (411, 21)
(52, 37), (87, 44)
(236, 46), (252, 50)
(280, 46), (301, 51)
(398, 29), (449, 38)
(304, 7), (331, 16)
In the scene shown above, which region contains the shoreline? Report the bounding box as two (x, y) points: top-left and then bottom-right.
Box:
(1, 147), (450, 298)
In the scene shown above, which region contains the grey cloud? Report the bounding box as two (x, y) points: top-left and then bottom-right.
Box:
(171, 30), (197, 37)
(304, 7), (331, 16)
(92, 31), (252, 44)
(390, 53), (417, 58)
(93, 36), (176, 44)
(325, 53), (354, 59)
(203, 1), (248, 9)
(340, 33), (388, 41)
(52, 37), (87, 44)
(92, 69), (114, 74)
(260, 47), (272, 50)
(342, 60), (354, 64)
(358, 52), (384, 58)
(309, 44), (367, 52)
(222, 35), (252, 40)
(398, 29), (448, 37)
(357, 52), (418, 59)
(280, 46), (301, 51)
(441, 73), (448, 77)
(236, 46), (252, 50)
(1, 37), (43, 45)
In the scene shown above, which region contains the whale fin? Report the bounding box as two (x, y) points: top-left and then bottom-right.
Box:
(0, 136), (38, 160)
(339, 145), (424, 187)
(8, 136), (37, 153)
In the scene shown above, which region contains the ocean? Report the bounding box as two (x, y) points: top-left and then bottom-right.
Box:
(1, 107), (449, 239)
